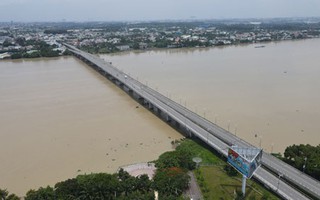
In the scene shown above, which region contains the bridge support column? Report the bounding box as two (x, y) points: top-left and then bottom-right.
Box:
(143, 99), (148, 106)
(166, 114), (171, 122)
(115, 80), (120, 86)
(186, 127), (192, 138)
(138, 96), (144, 103)
(153, 106), (158, 113)
(175, 122), (180, 128)
(148, 103), (153, 110)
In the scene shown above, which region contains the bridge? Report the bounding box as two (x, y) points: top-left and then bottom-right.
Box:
(65, 44), (320, 200)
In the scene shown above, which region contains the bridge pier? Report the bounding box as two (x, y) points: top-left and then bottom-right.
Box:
(166, 114), (171, 122)
(108, 76), (115, 81)
(143, 99), (148, 106)
(123, 84), (132, 92)
(175, 121), (180, 128)
(185, 127), (192, 138)
(153, 106), (161, 114)
(148, 103), (153, 110)
(115, 79), (123, 87)
(138, 96), (144, 102)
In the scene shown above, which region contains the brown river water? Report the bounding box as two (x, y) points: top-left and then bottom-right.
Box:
(0, 57), (182, 196)
(0, 39), (319, 196)
(101, 39), (320, 153)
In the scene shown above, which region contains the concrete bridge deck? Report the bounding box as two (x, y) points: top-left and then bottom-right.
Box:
(65, 44), (320, 200)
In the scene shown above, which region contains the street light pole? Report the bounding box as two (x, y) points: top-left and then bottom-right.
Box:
(184, 113), (188, 129)
(303, 157), (307, 173)
(254, 134), (262, 149)
(207, 128), (210, 143)
(259, 136), (262, 149)
(277, 173), (283, 191)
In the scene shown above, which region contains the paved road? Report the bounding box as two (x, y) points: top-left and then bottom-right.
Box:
(65, 44), (319, 200)
(185, 171), (203, 200)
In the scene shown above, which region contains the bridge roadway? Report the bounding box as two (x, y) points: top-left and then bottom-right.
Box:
(65, 44), (319, 200)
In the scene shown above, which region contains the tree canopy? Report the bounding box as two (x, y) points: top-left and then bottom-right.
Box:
(283, 144), (320, 180)
(0, 189), (19, 200)
(155, 140), (196, 170)
(24, 171), (154, 200)
(153, 167), (190, 197)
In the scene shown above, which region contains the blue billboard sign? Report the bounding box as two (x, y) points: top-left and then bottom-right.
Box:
(227, 147), (262, 179)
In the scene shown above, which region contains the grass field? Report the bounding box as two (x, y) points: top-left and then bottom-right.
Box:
(178, 139), (280, 200)
(177, 138), (224, 165)
(197, 166), (279, 200)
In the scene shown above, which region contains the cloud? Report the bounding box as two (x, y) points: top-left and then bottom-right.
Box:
(0, 0), (319, 22)
(0, 0), (27, 6)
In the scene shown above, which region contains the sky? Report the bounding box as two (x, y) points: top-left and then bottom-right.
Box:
(0, 0), (319, 22)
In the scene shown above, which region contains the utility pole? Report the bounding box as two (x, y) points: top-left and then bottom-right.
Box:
(277, 173), (283, 191)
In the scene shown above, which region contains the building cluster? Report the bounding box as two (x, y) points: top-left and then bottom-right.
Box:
(0, 25), (66, 59)
(0, 20), (320, 59)
(70, 24), (320, 53)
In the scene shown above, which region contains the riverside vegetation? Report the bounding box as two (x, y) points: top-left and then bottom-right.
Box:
(0, 139), (288, 200)
(0, 139), (195, 200)
(1, 138), (318, 199)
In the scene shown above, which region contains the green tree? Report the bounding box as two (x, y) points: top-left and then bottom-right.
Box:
(3, 40), (12, 47)
(118, 168), (131, 181)
(155, 145), (195, 170)
(55, 178), (81, 200)
(136, 174), (152, 194)
(121, 176), (137, 196)
(11, 53), (22, 59)
(62, 49), (73, 56)
(132, 43), (140, 50)
(175, 146), (196, 170)
(153, 167), (190, 197)
(283, 144), (320, 180)
(0, 189), (19, 200)
(76, 173), (120, 199)
(155, 151), (180, 169)
(15, 37), (26, 46)
(25, 186), (55, 200)
(0, 189), (9, 200)
(6, 194), (19, 200)
(117, 191), (154, 200)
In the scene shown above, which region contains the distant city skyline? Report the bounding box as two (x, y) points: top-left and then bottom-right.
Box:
(1, 0), (320, 22)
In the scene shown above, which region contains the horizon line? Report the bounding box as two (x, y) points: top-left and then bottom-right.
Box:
(1, 16), (320, 24)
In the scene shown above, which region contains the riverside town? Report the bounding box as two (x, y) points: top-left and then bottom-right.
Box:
(1, 18), (320, 59)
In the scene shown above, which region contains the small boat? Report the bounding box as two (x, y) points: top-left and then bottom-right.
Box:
(255, 45), (265, 48)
